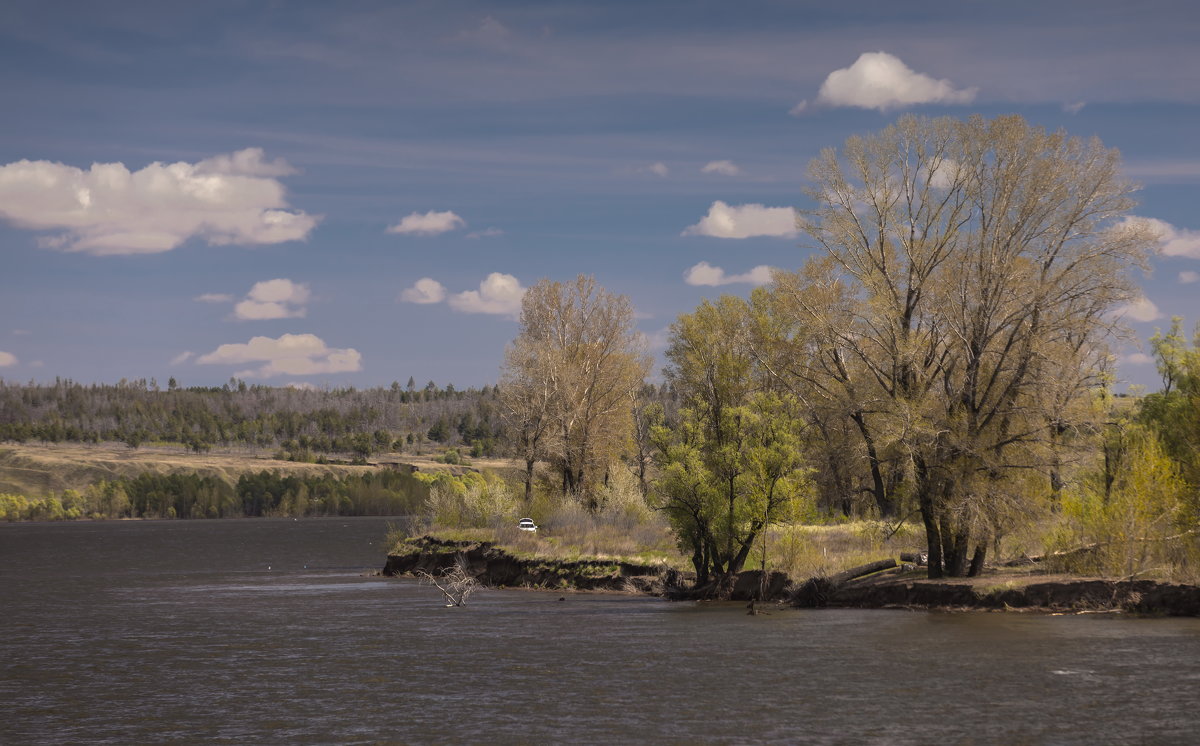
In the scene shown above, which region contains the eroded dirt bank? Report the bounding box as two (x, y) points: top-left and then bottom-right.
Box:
(802, 570), (1200, 616)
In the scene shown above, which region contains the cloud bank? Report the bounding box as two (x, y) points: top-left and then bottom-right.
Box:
(683, 201), (796, 239)
(684, 261), (773, 286)
(797, 52), (978, 113)
(197, 333), (362, 378)
(387, 210), (465, 236)
(0, 148), (318, 255)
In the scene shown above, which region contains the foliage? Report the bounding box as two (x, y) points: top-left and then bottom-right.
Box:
(653, 297), (814, 583)
(1048, 424), (1196, 580)
(0, 468), (429, 520)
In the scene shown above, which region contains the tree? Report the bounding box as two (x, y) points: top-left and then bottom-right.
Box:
(780, 114), (1154, 577)
(653, 297), (812, 588)
(500, 275), (650, 501)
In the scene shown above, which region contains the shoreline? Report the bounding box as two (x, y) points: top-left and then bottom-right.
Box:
(384, 536), (1200, 616)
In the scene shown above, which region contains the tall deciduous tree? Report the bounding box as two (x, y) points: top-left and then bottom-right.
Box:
(500, 275), (649, 501)
(781, 114), (1154, 577)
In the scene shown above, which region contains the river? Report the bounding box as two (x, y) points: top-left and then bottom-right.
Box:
(2, 518), (1199, 744)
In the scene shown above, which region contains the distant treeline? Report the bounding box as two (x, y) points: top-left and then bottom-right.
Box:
(0, 377), (680, 461)
(0, 469), (430, 521)
(0, 376), (508, 457)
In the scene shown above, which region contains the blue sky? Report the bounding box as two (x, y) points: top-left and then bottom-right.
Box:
(2, 0), (1198, 391)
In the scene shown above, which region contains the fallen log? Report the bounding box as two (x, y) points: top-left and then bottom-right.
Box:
(792, 558), (898, 608)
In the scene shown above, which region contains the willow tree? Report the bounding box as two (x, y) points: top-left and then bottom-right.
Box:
(654, 297), (811, 586)
(783, 114), (1154, 577)
(500, 275), (649, 501)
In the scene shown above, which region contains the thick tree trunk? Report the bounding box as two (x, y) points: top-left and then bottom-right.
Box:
(524, 458), (535, 501)
(919, 478), (944, 578)
(968, 543), (987, 577)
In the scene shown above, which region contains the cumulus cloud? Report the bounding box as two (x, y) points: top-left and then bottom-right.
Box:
(196, 333), (362, 378)
(448, 272), (526, 317)
(233, 278), (310, 320)
(684, 261), (774, 286)
(169, 351), (195, 366)
(195, 293), (234, 304)
(400, 277), (447, 304)
(701, 160), (741, 176)
(1121, 216), (1200, 259)
(1180, 270), (1200, 284)
(1113, 297), (1162, 323)
(0, 148), (318, 255)
(465, 227), (504, 239)
(683, 200), (797, 239)
(804, 51), (978, 112)
(386, 210), (465, 236)
(0, 351), (17, 367)
(1062, 101), (1086, 114)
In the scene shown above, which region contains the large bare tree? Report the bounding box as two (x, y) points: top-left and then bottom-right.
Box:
(500, 275), (650, 502)
(767, 114), (1154, 577)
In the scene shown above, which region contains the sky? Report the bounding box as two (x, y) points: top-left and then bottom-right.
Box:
(2, 0), (1198, 392)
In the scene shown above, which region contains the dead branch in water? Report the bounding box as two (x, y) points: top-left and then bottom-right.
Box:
(415, 555), (479, 606)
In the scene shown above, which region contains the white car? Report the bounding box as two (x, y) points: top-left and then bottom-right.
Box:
(518, 518), (538, 532)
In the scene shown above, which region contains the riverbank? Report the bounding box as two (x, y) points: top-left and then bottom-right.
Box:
(384, 536), (1200, 615)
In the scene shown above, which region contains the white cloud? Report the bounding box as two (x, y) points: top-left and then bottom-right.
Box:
(701, 160), (741, 176)
(683, 200), (797, 239)
(197, 333), (362, 378)
(1180, 271), (1200, 284)
(386, 210), (465, 236)
(465, 227), (504, 239)
(810, 51), (978, 112)
(12, 329), (31, 336)
(232, 278), (310, 320)
(170, 351), (194, 366)
(789, 100), (809, 116)
(1113, 297), (1162, 323)
(0, 351), (17, 367)
(684, 261), (774, 286)
(195, 293), (234, 303)
(0, 149), (318, 255)
(644, 162), (670, 177)
(29, 360), (43, 369)
(448, 272), (526, 317)
(1062, 101), (1086, 114)
(400, 277), (447, 304)
(1121, 352), (1154, 366)
(1121, 216), (1200, 259)
(285, 381), (319, 391)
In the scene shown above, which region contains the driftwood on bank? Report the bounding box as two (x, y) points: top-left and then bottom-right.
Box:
(791, 558), (898, 608)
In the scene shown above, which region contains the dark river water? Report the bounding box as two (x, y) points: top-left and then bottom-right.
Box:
(3, 518), (1200, 744)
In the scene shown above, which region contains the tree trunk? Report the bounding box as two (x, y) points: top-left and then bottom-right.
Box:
(922, 506), (943, 578)
(524, 457), (535, 501)
(968, 543), (987, 577)
(852, 411), (893, 516)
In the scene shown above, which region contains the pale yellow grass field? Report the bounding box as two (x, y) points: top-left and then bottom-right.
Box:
(0, 442), (522, 496)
